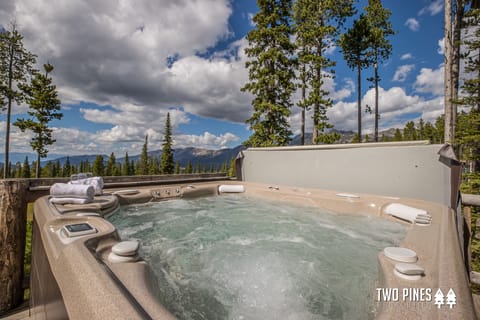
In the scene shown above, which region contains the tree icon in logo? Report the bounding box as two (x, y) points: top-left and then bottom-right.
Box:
(446, 289), (456, 308)
(434, 289), (445, 309)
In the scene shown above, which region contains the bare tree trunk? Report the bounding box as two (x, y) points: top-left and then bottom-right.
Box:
(36, 152), (41, 179)
(0, 179), (29, 313)
(301, 64), (306, 146)
(312, 65), (321, 144)
(374, 60), (379, 142)
(444, 0), (454, 143)
(357, 60), (362, 143)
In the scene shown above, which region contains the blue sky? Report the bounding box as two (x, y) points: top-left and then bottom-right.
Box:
(0, 0), (446, 157)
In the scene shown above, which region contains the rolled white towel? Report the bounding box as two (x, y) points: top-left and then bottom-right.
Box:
(384, 203), (430, 224)
(70, 176), (104, 195)
(50, 183), (95, 200)
(49, 197), (92, 205)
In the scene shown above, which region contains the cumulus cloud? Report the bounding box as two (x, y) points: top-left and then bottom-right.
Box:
(175, 132), (240, 149)
(400, 53), (413, 60)
(323, 85), (444, 134)
(0, 0), (255, 153)
(0, 1), (251, 118)
(393, 64), (415, 82)
(437, 37), (445, 55)
(405, 18), (420, 32)
(419, 0), (443, 16)
(414, 65), (444, 96)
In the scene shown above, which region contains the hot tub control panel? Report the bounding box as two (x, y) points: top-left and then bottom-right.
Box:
(62, 223), (97, 237)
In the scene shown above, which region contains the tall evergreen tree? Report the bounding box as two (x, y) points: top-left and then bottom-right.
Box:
(122, 152), (130, 176)
(13, 161), (22, 178)
(339, 14), (371, 142)
(105, 152), (116, 176)
(63, 156), (71, 177)
(22, 156), (30, 178)
(160, 112), (175, 174)
(294, 0), (354, 144)
(241, 0), (296, 147)
(403, 121), (417, 141)
(365, 0), (394, 142)
(14, 64), (62, 178)
(0, 23), (37, 178)
(185, 160), (193, 174)
(175, 161), (180, 174)
(455, 6), (480, 172)
(41, 161), (53, 177)
(393, 128), (403, 141)
(92, 155), (104, 176)
(137, 135), (149, 175)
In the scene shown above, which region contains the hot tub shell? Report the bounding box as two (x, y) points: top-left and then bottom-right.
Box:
(30, 142), (476, 319)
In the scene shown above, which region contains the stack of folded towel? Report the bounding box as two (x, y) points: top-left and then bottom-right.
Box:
(49, 183), (95, 204)
(69, 176), (104, 195)
(384, 203), (432, 225)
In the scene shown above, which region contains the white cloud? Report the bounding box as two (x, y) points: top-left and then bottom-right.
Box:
(437, 37), (445, 55)
(414, 65), (444, 96)
(393, 64), (415, 82)
(400, 53), (413, 60)
(0, 0), (251, 124)
(247, 13), (255, 27)
(0, 0), (255, 153)
(332, 79), (354, 101)
(419, 0), (443, 16)
(405, 18), (420, 32)
(175, 132), (240, 149)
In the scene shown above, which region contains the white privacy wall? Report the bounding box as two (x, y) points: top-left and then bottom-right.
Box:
(240, 142), (452, 205)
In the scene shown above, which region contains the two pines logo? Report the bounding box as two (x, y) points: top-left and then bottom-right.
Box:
(376, 287), (457, 308)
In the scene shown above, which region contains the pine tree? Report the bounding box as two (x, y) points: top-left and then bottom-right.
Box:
(92, 155), (104, 176)
(195, 161), (201, 174)
(417, 118), (426, 140)
(54, 160), (61, 177)
(22, 156), (31, 178)
(241, 0), (296, 147)
(228, 156), (236, 177)
(175, 161), (180, 174)
(0, 23), (37, 178)
(105, 152), (116, 176)
(393, 128), (403, 141)
(403, 121), (417, 141)
(137, 135), (149, 175)
(122, 152), (130, 176)
(185, 160), (193, 174)
(455, 7), (480, 176)
(160, 112), (175, 174)
(14, 64), (62, 178)
(41, 161), (53, 177)
(13, 161), (22, 178)
(339, 14), (371, 142)
(63, 156), (71, 177)
(365, 0), (394, 142)
(295, 0), (354, 144)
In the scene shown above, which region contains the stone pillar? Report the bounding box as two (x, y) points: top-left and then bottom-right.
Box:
(0, 179), (29, 313)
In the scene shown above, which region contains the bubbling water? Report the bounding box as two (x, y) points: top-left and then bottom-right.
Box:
(108, 195), (406, 320)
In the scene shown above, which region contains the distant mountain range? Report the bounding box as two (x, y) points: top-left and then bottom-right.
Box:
(1, 129), (400, 167)
(33, 145), (246, 169)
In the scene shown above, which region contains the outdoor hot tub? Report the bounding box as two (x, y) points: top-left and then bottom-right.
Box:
(29, 142), (477, 319)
